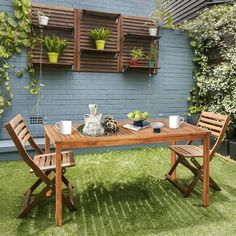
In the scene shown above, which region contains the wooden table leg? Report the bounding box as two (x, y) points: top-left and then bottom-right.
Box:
(171, 141), (177, 180)
(55, 144), (62, 226)
(45, 132), (50, 153)
(203, 134), (210, 207)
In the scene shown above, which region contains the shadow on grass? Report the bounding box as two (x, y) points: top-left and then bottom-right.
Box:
(16, 176), (229, 235)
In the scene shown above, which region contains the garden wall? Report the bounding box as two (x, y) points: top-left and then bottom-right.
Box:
(0, 0), (193, 141)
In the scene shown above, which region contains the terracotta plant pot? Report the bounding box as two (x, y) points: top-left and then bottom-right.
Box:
(130, 59), (138, 65)
(48, 52), (59, 63)
(95, 40), (106, 50)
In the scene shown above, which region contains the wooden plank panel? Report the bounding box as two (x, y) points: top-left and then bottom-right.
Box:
(79, 11), (119, 72)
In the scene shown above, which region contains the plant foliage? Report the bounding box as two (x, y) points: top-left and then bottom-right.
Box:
(180, 3), (236, 138)
(42, 36), (67, 53)
(130, 47), (144, 60)
(151, 0), (174, 28)
(0, 0), (34, 118)
(88, 28), (111, 41)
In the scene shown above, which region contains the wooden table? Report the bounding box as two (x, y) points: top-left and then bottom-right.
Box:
(44, 120), (211, 226)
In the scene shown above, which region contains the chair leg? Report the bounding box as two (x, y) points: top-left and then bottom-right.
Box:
(184, 167), (203, 197)
(51, 177), (77, 211)
(167, 156), (180, 176)
(18, 184), (52, 218)
(191, 158), (221, 191)
(165, 156), (189, 194)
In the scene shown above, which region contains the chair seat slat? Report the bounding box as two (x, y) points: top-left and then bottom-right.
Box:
(170, 145), (203, 157)
(31, 151), (75, 172)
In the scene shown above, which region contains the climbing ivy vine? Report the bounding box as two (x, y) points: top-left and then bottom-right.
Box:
(180, 3), (236, 138)
(0, 0), (37, 119)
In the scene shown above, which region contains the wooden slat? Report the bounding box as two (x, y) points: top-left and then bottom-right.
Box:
(15, 122), (27, 135)
(200, 117), (224, 126)
(198, 121), (222, 132)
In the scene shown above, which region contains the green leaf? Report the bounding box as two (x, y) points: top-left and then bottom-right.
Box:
(14, 9), (23, 19)
(0, 12), (7, 23)
(22, 39), (31, 47)
(15, 47), (22, 54)
(17, 71), (24, 78)
(7, 18), (17, 28)
(0, 46), (8, 58)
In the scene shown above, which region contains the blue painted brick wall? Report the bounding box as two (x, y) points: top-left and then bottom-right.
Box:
(0, 0), (193, 140)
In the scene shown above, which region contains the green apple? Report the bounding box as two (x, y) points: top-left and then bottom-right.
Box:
(141, 113), (146, 119)
(134, 110), (141, 114)
(134, 113), (142, 119)
(143, 112), (149, 118)
(128, 112), (135, 118)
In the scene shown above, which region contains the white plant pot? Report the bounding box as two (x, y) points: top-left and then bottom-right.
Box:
(149, 28), (157, 36)
(38, 16), (49, 26)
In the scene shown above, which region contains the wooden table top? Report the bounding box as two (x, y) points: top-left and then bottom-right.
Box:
(44, 120), (210, 149)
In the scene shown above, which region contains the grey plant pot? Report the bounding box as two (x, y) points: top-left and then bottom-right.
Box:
(218, 139), (230, 157)
(187, 114), (200, 126)
(230, 140), (236, 160)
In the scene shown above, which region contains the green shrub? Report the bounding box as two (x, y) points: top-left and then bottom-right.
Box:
(180, 3), (236, 138)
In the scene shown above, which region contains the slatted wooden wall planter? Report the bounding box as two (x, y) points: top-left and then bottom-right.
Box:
(31, 4), (76, 70)
(31, 4), (159, 74)
(78, 10), (121, 72)
(121, 16), (159, 74)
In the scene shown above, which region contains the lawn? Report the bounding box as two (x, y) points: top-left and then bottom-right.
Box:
(1, 147), (236, 235)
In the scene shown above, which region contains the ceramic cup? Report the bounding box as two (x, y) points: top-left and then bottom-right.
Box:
(89, 104), (97, 115)
(55, 120), (72, 135)
(169, 115), (184, 129)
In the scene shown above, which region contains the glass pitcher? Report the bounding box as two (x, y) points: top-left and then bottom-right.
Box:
(83, 113), (105, 136)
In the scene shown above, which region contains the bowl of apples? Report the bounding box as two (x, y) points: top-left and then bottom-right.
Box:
(127, 111), (149, 126)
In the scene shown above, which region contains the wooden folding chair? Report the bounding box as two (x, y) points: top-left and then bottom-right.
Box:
(165, 111), (230, 197)
(5, 114), (77, 218)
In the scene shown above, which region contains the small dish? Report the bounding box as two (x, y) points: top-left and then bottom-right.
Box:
(150, 122), (164, 129)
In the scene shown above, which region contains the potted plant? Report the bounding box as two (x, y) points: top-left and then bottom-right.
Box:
(130, 47), (144, 65)
(36, 11), (49, 26)
(88, 28), (111, 50)
(145, 19), (158, 36)
(42, 36), (67, 63)
(146, 43), (158, 67)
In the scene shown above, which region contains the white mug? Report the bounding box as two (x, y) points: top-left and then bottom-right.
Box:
(89, 104), (97, 115)
(169, 115), (184, 129)
(55, 121), (72, 135)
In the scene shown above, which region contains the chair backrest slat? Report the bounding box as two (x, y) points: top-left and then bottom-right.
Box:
(4, 115), (44, 168)
(196, 111), (230, 159)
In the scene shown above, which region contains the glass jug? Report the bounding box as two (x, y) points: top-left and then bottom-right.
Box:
(83, 113), (105, 136)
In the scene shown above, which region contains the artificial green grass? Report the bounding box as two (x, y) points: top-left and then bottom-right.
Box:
(1, 147), (236, 235)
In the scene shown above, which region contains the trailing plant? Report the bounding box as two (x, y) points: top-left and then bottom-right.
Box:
(0, 0), (34, 118)
(88, 28), (111, 41)
(42, 36), (67, 53)
(130, 47), (144, 60)
(146, 43), (158, 61)
(180, 3), (236, 138)
(151, 0), (174, 28)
